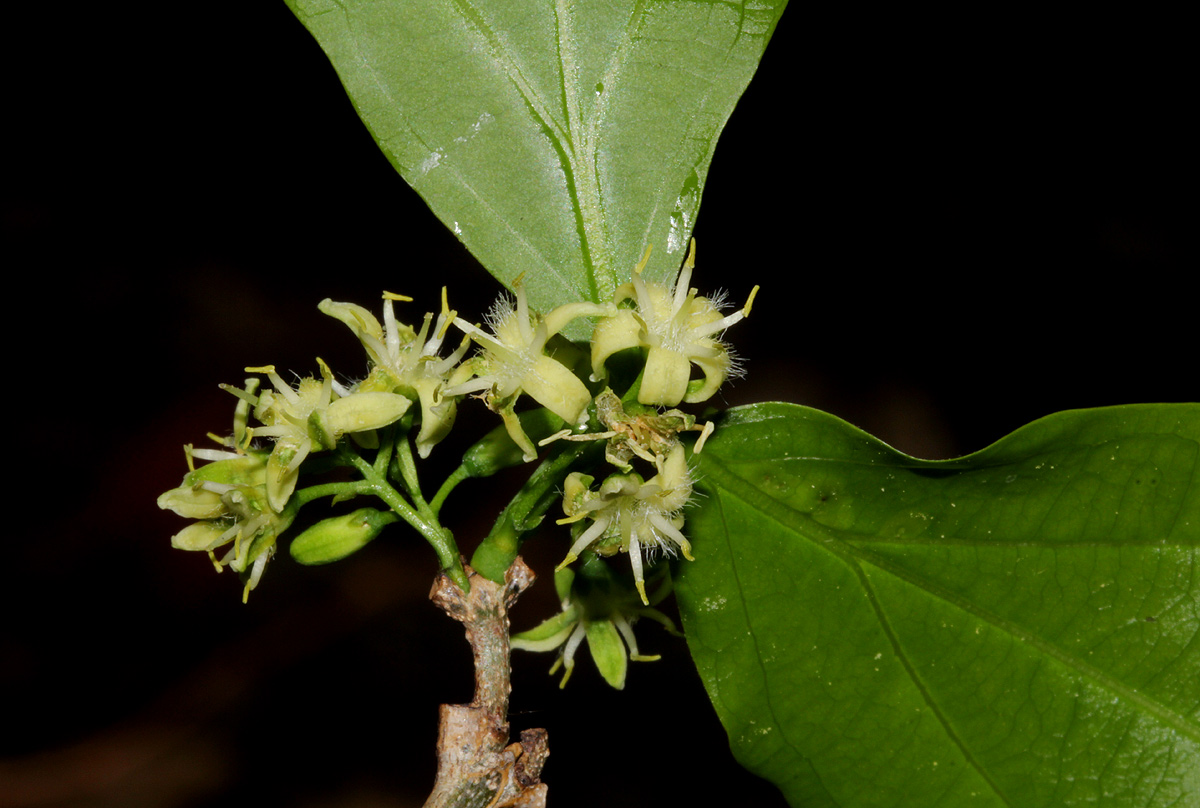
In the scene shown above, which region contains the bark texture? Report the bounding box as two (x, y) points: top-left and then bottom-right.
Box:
(424, 559), (548, 808)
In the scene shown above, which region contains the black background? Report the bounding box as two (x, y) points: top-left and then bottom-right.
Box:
(3, 4), (1191, 807)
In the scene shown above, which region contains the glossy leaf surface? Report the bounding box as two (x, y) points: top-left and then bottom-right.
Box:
(285, 0), (787, 333)
(678, 402), (1200, 806)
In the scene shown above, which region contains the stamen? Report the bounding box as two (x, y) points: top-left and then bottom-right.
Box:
(558, 623), (587, 688)
(673, 239), (697, 312)
(538, 428), (574, 446)
(219, 383), (261, 407)
(557, 516), (611, 569)
(316, 358), (335, 402)
(382, 297), (402, 359)
(629, 536), (648, 604)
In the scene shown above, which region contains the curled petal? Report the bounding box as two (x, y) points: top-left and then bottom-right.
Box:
(511, 606), (581, 652)
(684, 352), (732, 404)
(158, 486), (226, 520)
(266, 437), (310, 512)
(639, 346), (692, 407)
(318, 299), (384, 344)
(590, 309), (643, 380)
(521, 355), (592, 424)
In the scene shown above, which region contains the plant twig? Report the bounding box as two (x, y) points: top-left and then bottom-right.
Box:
(424, 558), (548, 808)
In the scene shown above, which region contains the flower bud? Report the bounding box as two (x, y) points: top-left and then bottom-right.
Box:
(289, 507), (399, 565)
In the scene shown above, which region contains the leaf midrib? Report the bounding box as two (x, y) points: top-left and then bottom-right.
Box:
(706, 482), (824, 801)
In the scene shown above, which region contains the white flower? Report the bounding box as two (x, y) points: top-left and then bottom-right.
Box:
(242, 361), (411, 511)
(319, 291), (471, 457)
(159, 444), (294, 602)
(591, 240), (757, 407)
(556, 443), (695, 604)
(445, 282), (609, 461)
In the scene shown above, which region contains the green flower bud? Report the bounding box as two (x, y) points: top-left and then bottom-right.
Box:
(289, 507), (399, 565)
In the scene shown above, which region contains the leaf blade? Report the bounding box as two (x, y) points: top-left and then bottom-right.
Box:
(678, 403), (1200, 807)
(285, 0), (788, 325)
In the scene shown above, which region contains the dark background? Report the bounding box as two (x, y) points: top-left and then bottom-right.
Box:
(3, 4), (1191, 807)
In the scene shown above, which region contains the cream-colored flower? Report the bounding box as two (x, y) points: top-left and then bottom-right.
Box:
(243, 361), (411, 511)
(555, 443), (695, 604)
(591, 240), (757, 407)
(159, 445), (294, 602)
(445, 282), (609, 461)
(319, 291), (471, 458)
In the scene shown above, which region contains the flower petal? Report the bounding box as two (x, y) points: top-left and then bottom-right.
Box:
(521, 355), (591, 424)
(511, 606), (581, 652)
(589, 309), (643, 379)
(325, 391), (412, 435)
(638, 346), (692, 407)
(585, 619), (629, 690)
(170, 520), (232, 552)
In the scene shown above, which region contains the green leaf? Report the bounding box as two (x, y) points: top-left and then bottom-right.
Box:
(677, 402), (1200, 807)
(284, 0), (787, 332)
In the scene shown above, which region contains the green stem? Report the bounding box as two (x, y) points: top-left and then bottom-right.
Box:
(293, 480), (369, 507)
(343, 447), (468, 590)
(390, 426), (429, 509)
(374, 423), (397, 477)
(470, 439), (602, 583)
(430, 463), (471, 517)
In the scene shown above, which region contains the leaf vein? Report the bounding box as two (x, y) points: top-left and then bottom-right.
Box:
(707, 484), (826, 799)
(854, 566), (1016, 806)
(702, 455), (1200, 746)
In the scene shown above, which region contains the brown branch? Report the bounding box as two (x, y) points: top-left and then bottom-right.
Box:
(424, 558), (548, 808)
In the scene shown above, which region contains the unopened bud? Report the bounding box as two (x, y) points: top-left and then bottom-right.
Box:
(289, 507), (399, 565)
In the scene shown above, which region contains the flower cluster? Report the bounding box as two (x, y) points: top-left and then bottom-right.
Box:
(557, 443), (695, 605)
(160, 242), (751, 612)
(239, 361), (412, 511)
(540, 240), (753, 609)
(158, 384), (296, 601)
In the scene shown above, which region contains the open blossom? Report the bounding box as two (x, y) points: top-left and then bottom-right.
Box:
(511, 567), (676, 689)
(319, 291), (471, 458)
(158, 445), (295, 601)
(239, 362), (412, 511)
(591, 240), (757, 407)
(556, 443), (695, 604)
(444, 282), (610, 461)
